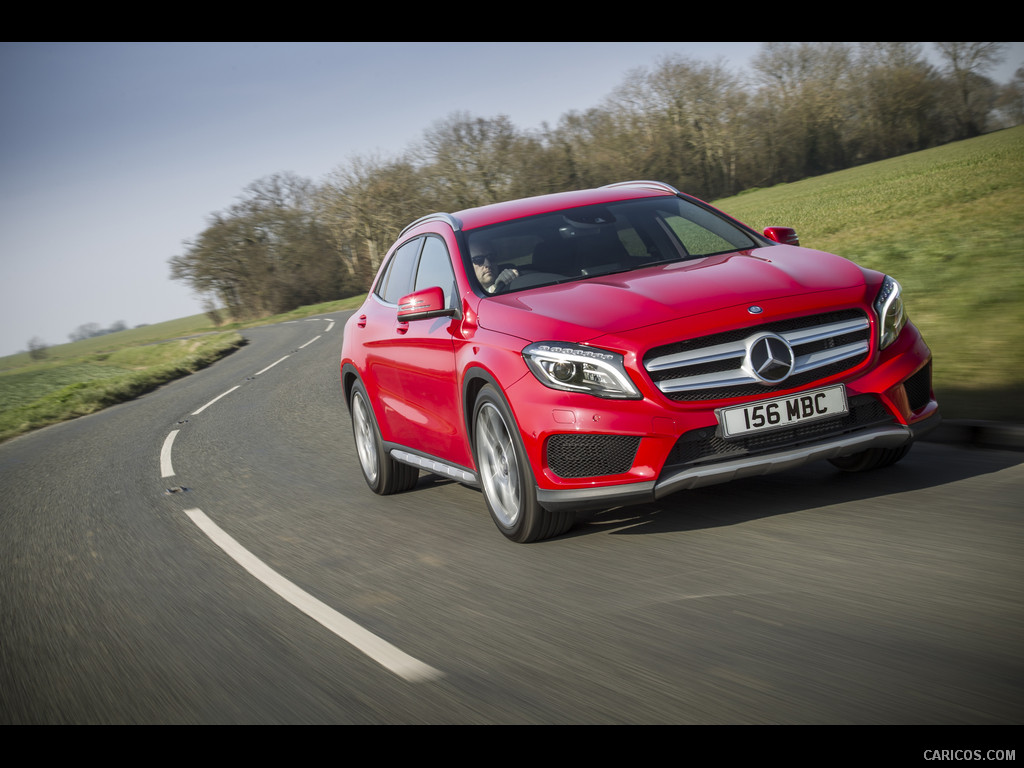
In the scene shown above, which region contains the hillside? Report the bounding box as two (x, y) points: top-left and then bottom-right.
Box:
(2, 127), (1022, 442)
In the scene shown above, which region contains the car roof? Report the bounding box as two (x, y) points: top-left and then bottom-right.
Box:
(402, 181), (682, 236)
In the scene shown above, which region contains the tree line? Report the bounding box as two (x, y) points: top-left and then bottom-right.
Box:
(170, 42), (1022, 322)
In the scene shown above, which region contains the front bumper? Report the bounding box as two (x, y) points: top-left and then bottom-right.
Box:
(516, 326), (938, 513)
(536, 413), (939, 512)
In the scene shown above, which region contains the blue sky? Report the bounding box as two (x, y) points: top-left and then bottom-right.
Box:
(2, 42), (1021, 357)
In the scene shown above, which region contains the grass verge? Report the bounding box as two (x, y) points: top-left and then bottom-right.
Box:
(0, 332), (246, 443)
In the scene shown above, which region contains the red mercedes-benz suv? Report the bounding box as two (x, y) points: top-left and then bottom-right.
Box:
(341, 181), (939, 542)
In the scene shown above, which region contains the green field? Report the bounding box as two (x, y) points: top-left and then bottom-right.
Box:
(0, 298), (365, 443)
(2, 127), (1022, 442)
(0, 330), (243, 442)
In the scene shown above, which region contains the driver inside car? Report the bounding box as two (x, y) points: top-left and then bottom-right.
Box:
(470, 242), (518, 294)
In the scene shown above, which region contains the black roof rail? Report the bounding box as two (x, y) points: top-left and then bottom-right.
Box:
(601, 180), (681, 196)
(400, 212), (461, 237)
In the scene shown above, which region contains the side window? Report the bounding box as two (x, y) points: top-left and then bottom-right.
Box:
(413, 236), (457, 307)
(376, 238), (423, 304)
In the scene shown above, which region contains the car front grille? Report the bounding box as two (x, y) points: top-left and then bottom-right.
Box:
(547, 434), (641, 478)
(643, 309), (872, 401)
(665, 394), (894, 469)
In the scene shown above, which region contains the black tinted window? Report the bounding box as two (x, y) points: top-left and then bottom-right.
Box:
(376, 238), (423, 304)
(413, 236), (456, 307)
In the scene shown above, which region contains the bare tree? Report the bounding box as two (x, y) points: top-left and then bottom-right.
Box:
(994, 64), (1024, 128)
(752, 42), (857, 181)
(319, 155), (434, 286)
(624, 55), (752, 197)
(544, 106), (646, 189)
(935, 42), (1007, 138)
(27, 337), (48, 360)
(69, 322), (102, 342)
(415, 113), (546, 208)
(170, 173), (349, 319)
(852, 43), (940, 159)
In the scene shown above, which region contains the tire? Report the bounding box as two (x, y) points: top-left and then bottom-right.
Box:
(472, 385), (574, 543)
(349, 381), (419, 495)
(828, 443), (912, 472)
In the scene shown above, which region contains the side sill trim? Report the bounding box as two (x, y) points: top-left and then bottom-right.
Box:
(389, 448), (479, 486)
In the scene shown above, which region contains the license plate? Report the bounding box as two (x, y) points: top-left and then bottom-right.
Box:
(717, 385), (848, 438)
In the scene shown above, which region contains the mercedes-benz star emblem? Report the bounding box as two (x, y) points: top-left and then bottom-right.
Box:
(747, 334), (795, 384)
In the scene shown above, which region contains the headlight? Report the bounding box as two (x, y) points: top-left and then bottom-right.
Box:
(523, 342), (641, 399)
(874, 275), (908, 349)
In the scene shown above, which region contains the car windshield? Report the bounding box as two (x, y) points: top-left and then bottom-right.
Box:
(465, 195), (759, 294)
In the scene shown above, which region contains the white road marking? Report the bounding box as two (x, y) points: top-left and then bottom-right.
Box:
(161, 430), (179, 478)
(192, 385), (241, 415)
(183, 508), (443, 683)
(307, 317), (334, 332)
(170, 315), (440, 681)
(254, 355), (290, 376)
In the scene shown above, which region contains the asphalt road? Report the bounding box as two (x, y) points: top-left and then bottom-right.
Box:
(2, 312), (1022, 724)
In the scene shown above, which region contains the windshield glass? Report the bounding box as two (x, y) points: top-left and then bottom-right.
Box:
(465, 196), (759, 294)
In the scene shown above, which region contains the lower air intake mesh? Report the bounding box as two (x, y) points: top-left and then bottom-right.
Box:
(547, 434), (641, 479)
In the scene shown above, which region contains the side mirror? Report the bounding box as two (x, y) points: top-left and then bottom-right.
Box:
(397, 286), (457, 322)
(763, 226), (800, 246)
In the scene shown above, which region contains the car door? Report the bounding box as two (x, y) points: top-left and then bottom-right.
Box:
(363, 234), (465, 464)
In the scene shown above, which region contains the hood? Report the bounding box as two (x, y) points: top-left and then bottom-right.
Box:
(477, 245), (871, 342)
